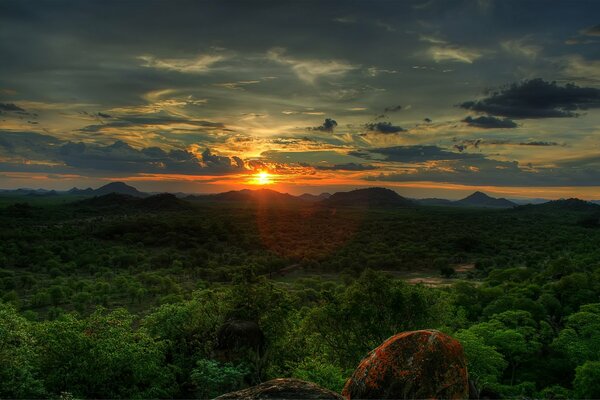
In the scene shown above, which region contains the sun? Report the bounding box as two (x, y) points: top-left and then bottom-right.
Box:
(253, 171), (273, 185)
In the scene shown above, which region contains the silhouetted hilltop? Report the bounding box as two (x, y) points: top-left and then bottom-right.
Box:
(417, 198), (455, 206)
(67, 187), (95, 195)
(92, 182), (145, 197)
(298, 192), (332, 202)
(322, 187), (414, 208)
(188, 188), (301, 204)
(518, 198), (600, 213)
(455, 191), (517, 208)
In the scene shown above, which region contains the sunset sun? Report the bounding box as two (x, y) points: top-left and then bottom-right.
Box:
(254, 171), (273, 185)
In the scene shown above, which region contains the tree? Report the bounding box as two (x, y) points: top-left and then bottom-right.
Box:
(465, 311), (542, 385)
(573, 361), (600, 399)
(35, 308), (176, 398)
(0, 303), (44, 398)
(190, 359), (248, 399)
(553, 303), (600, 366)
(454, 330), (507, 397)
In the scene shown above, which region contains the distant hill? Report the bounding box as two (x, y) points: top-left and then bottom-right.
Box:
(67, 187), (95, 195)
(455, 191), (517, 208)
(91, 182), (145, 197)
(518, 198), (600, 213)
(298, 193), (331, 202)
(417, 198), (455, 206)
(322, 187), (414, 208)
(415, 192), (516, 208)
(188, 188), (301, 205)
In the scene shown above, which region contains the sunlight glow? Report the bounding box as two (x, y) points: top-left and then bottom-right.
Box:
(253, 171), (273, 185)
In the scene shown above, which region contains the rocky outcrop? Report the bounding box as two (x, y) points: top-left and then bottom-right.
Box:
(342, 330), (468, 399)
(215, 378), (344, 399)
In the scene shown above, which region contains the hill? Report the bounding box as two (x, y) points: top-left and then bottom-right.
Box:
(298, 193), (331, 202)
(322, 187), (414, 208)
(188, 188), (301, 205)
(417, 198), (455, 206)
(91, 182), (145, 197)
(455, 191), (517, 208)
(518, 198), (600, 213)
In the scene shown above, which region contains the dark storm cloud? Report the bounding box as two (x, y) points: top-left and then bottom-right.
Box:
(351, 145), (481, 163)
(0, 131), (245, 175)
(520, 141), (561, 146)
(582, 24), (600, 36)
(79, 115), (227, 133)
(309, 118), (338, 133)
(452, 138), (561, 152)
(364, 121), (406, 134)
(58, 141), (244, 174)
(0, 103), (25, 112)
(315, 162), (377, 171)
(384, 105), (402, 112)
(462, 115), (517, 128)
(460, 79), (600, 118)
(369, 154), (600, 187)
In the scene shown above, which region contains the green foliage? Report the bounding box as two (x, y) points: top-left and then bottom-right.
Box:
(291, 357), (349, 393)
(553, 303), (600, 366)
(190, 359), (248, 399)
(34, 308), (176, 398)
(2, 197), (600, 397)
(454, 330), (507, 395)
(0, 303), (44, 398)
(573, 361), (600, 399)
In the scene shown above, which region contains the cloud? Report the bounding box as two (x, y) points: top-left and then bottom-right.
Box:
(462, 115), (517, 129)
(366, 67), (398, 76)
(384, 105), (402, 112)
(519, 141), (560, 146)
(351, 145), (480, 163)
(452, 138), (561, 152)
(365, 121), (406, 134)
(213, 80), (261, 90)
(79, 115), (226, 133)
(137, 53), (225, 73)
(309, 118), (338, 133)
(97, 112), (112, 118)
(267, 48), (357, 83)
(0, 103), (25, 112)
(460, 78), (600, 118)
(0, 130), (252, 176)
(368, 152), (600, 187)
(501, 39), (541, 59)
(315, 162), (377, 171)
(582, 24), (600, 36)
(562, 55), (600, 82)
(428, 45), (483, 64)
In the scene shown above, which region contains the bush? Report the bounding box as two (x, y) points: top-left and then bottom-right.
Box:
(190, 359), (248, 399)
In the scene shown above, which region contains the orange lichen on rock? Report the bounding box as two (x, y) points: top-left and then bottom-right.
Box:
(342, 330), (468, 399)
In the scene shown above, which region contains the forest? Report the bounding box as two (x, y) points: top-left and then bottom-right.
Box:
(1, 192), (600, 399)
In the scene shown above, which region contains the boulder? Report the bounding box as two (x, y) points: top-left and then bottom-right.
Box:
(215, 378), (344, 399)
(342, 330), (468, 399)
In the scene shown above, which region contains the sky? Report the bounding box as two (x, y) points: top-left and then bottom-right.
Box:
(1, 0), (600, 199)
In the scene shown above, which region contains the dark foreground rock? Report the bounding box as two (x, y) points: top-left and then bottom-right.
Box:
(215, 378), (344, 399)
(342, 329), (468, 399)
